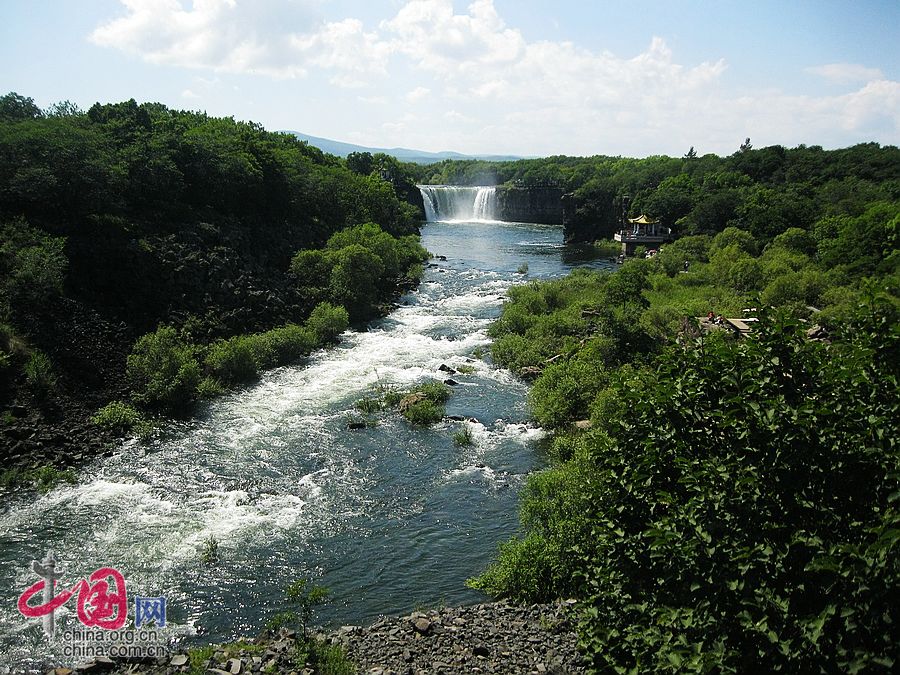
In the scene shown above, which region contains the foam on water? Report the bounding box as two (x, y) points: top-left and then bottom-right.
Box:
(0, 220), (615, 671)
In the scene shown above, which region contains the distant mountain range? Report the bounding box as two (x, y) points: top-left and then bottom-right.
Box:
(283, 131), (524, 165)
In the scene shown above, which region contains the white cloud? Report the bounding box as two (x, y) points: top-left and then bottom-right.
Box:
(180, 88), (199, 99)
(358, 95), (388, 105)
(807, 63), (884, 84)
(89, 0), (900, 155)
(405, 86), (430, 103)
(90, 0), (389, 81)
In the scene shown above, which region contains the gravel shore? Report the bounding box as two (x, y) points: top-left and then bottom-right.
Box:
(60, 600), (587, 675)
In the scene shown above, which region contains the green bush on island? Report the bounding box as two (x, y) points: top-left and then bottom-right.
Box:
(399, 381), (450, 426)
(352, 380), (451, 426)
(453, 425), (474, 447)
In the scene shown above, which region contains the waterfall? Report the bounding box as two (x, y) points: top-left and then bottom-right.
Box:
(418, 185), (498, 222)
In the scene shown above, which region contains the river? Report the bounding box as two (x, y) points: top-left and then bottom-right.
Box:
(0, 214), (613, 671)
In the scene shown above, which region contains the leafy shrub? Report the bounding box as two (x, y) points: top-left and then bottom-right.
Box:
(656, 235), (712, 276)
(24, 350), (56, 399)
(197, 376), (226, 399)
(284, 579), (330, 638)
(127, 326), (201, 413)
(29, 465), (76, 492)
(291, 223), (428, 320)
(205, 336), (258, 385)
(306, 302), (349, 342)
(453, 425), (473, 447)
(769, 226), (817, 256)
(327, 244), (385, 317)
(593, 239), (622, 257)
(91, 400), (148, 436)
(710, 226), (758, 256)
(529, 355), (609, 429)
(290, 248), (335, 305)
(252, 324), (318, 367)
(402, 400), (444, 425)
(476, 303), (900, 673)
(0, 218), (67, 307)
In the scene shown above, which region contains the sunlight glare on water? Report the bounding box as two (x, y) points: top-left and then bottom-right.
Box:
(0, 219), (614, 671)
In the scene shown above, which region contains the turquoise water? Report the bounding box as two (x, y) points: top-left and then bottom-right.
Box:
(0, 221), (613, 671)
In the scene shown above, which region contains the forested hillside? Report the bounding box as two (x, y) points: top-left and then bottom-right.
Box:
(414, 143), (900, 243)
(468, 144), (899, 671)
(0, 92), (426, 475)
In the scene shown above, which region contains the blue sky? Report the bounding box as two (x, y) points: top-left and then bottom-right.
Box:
(1, 0), (898, 157)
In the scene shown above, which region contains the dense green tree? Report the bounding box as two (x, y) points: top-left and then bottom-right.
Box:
(346, 151), (374, 175)
(0, 92), (42, 120)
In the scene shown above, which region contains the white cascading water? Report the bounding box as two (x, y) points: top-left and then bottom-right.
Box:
(419, 185), (498, 222)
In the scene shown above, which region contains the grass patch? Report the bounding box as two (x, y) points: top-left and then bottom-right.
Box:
(199, 536), (219, 565)
(593, 239), (622, 257)
(24, 350), (56, 400)
(354, 396), (384, 414)
(91, 400), (154, 439)
(453, 425), (474, 447)
(1, 465), (76, 492)
(187, 646), (215, 675)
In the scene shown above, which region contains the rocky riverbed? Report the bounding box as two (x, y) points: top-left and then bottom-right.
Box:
(335, 600), (586, 674)
(54, 601), (587, 675)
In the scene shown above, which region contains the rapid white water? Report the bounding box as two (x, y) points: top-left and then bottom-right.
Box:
(419, 186), (498, 222)
(0, 220), (615, 673)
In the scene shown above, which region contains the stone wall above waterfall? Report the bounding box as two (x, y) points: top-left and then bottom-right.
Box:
(494, 186), (564, 225)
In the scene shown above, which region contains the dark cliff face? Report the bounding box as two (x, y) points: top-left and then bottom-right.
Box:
(561, 192), (618, 244)
(495, 186), (564, 225)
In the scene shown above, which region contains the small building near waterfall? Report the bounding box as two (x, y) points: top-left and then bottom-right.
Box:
(614, 214), (673, 255)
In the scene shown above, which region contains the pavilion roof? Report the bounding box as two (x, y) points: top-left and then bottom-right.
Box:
(628, 214), (659, 225)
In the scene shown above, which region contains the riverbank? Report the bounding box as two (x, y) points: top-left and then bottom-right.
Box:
(67, 600), (586, 674)
(1, 228), (427, 493)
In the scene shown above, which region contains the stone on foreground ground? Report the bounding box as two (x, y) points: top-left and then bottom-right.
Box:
(58, 600), (586, 675)
(333, 600), (586, 675)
